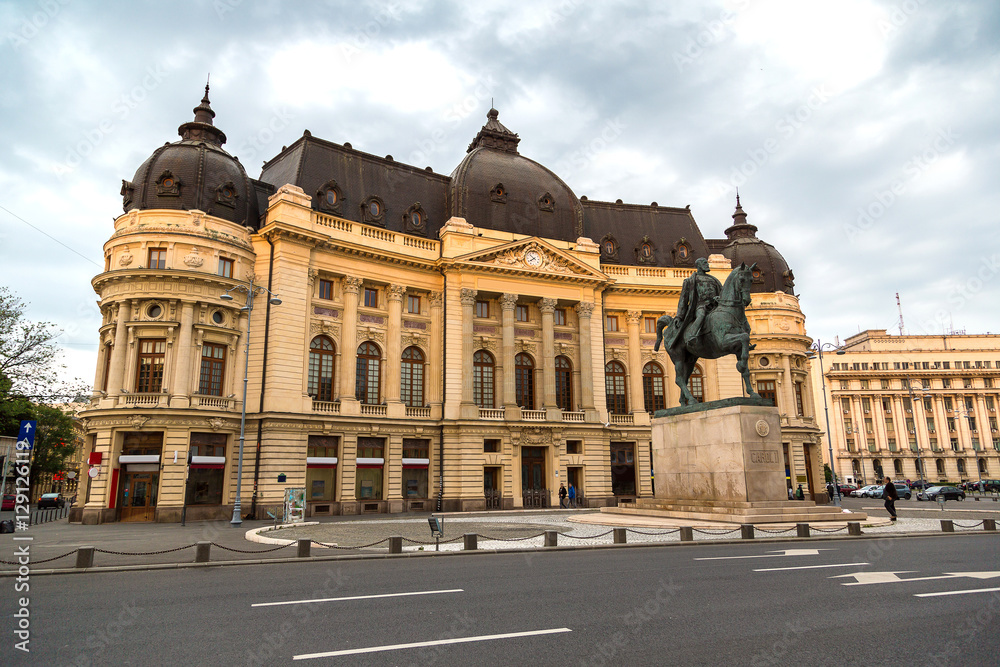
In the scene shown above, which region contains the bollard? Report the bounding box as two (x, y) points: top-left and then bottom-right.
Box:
(544, 530), (558, 547)
(463, 533), (478, 551)
(75, 546), (95, 569)
(680, 526), (693, 542)
(796, 523), (810, 538)
(847, 522), (862, 536)
(984, 519), (996, 531)
(388, 536), (403, 554)
(740, 524), (755, 540)
(297, 538), (311, 558)
(940, 519), (954, 533)
(195, 541), (211, 563)
(613, 528), (627, 544)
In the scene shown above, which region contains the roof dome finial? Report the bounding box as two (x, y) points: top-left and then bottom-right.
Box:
(178, 79), (226, 147)
(467, 106), (520, 154)
(725, 191), (757, 240)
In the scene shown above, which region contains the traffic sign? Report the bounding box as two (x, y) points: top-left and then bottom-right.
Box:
(17, 420), (37, 451)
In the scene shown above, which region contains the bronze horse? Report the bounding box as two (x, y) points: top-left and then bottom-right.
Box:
(654, 262), (760, 406)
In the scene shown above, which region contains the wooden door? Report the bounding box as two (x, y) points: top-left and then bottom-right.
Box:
(120, 472), (158, 522)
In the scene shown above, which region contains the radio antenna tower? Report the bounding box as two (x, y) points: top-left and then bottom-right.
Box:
(896, 293), (905, 335)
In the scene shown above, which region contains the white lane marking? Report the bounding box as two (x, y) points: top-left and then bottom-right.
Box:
(755, 562), (870, 572)
(832, 571), (1000, 586)
(253, 588), (463, 608)
(915, 587), (1000, 598)
(293, 627), (573, 660)
(695, 548), (829, 561)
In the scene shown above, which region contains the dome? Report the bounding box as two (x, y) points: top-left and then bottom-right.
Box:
(120, 85), (260, 227)
(449, 109), (583, 240)
(720, 196), (795, 294)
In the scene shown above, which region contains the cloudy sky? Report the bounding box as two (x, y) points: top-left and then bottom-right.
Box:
(2, 0), (998, 386)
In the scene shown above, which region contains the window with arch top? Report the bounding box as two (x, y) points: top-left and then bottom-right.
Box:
(688, 365), (704, 403)
(515, 353), (535, 410)
(642, 362), (666, 413)
(605, 361), (628, 415)
(400, 346), (425, 408)
(355, 341), (381, 404)
(555, 355), (572, 411)
(473, 350), (495, 408)
(308, 336), (335, 402)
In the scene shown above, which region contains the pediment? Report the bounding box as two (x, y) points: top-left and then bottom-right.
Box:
(454, 238), (606, 280)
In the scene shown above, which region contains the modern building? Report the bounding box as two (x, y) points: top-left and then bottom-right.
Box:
(72, 87), (826, 523)
(811, 329), (1000, 487)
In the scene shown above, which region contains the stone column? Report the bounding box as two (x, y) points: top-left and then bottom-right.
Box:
(339, 277), (362, 414)
(781, 355), (796, 417)
(500, 293), (518, 413)
(385, 285), (405, 416)
(625, 311), (644, 417)
(575, 302), (597, 419)
(540, 298), (558, 418)
(428, 291), (443, 417)
(170, 301), (196, 408)
(460, 288), (478, 416)
(107, 300), (131, 399)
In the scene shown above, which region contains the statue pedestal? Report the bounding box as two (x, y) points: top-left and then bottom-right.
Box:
(603, 400), (866, 523)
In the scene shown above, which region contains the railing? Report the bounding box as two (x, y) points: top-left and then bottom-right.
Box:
(361, 226), (396, 243)
(360, 404), (387, 417)
(405, 406), (431, 418)
(485, 490), (503, 510)
(313, 213), (439, 253)
(522, 488), (548, 508)
(479, 408), (505, 420)
(30, 505), (70, 525)
(610, 413), (634, 426)
(522, 410), (545, 421)
(312, 400), (341, 413)
(403, 236), (436, 251)
(562, 411), (585, 422)
(315, 213), (352, 232)
(121, 393), (163, 407)
(194, 396), (234, 410)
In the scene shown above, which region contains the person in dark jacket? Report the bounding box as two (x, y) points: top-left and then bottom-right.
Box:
(558, 483), (567, 508)
(883, 476), (898, 521)
(795, 484), (804, 500)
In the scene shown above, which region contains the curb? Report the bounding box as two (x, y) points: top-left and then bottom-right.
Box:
(4, 528), (996, 578)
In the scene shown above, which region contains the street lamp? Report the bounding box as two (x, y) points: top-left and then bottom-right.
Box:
(220, 276), (281, 527)
(809, 340), (846, 507)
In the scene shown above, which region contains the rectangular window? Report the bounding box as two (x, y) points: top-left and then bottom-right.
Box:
(355, 437), (384, 500)
(841, 397), (851, 413)
(945, 397), (953, 410)
(860, 379), (869, 390)
(885, 417), (894, 432)
(135, 339), (166, 393)
(926, 417), (935, 433)
(186, 432), (227, 506)
(887, 438), (897, 452)
(319, 279), (334, 300)
(942, 378), (951, 388)
(475, 300), (489, 318)
(882, 398), (892, 413)
(363, 287), (379, 308)
(988, 396), (996, 410)
(147, 248), (166, 269)
(964, 378), (972, 388)
(217, 257), (233, 278)
(515, 305), (529, 322)
(198, 343), (226, 396)
(554, 309), (567, 326)
(484, 439), (500, 453)
(566, 440), (582, 455)
(990, 416), (998, 431)
(862, 397), (871, 412)
(951, 438), (960, 452)
(840, 381), (849, 390)
(923, 397), (932, 411)
(644, 317), (657, 334)
(407, 295), (421, 314)
(864, 417), (873, 434)
(757, 380), (777, 407)
(606, 315), (619, 332)
(794, 382), (805, 416)
(948, 417), (956, 431)
(985, 378), (994, 388)
(880, 379), (890, 390)
(401, 438), (429, 499)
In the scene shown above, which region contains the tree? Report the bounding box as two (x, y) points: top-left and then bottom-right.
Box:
(26, 403), (78, 500)
(0, 286), (89, 412)
(824, 464), (833, 483)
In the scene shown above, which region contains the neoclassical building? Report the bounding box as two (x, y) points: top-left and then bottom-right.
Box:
(72, 87), (826, 523)
(811, 329), (1000, 487)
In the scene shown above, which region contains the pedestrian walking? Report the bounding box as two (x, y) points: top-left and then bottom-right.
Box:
(787, 486), (794, 500)
(558, 483), (567, 508)
(883, 475), (898, 521)
(795, 484), (805, 500)
(568, 483), (576, 508)
(826, 482), (834, 499)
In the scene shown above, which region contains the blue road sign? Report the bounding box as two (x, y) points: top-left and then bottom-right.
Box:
(17, 420), (37, 451)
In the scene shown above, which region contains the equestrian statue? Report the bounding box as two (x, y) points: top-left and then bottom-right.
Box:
(654, 257), (760, 406)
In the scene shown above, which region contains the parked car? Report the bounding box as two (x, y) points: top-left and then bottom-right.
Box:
(36, 493), (64, 509)
(853, 485), (879, 498)
(917, 486), (966, 502)
(894, 483), (912, 500)
(984, 480), (1000, 493)
(1, 494), (14, 511)
(910, 480), (935, 490)
(838, 484), (859, 497)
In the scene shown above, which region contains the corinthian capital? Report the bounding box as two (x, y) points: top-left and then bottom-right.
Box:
(460, 288), (478, 306)
(539, 298), (557, 314)
(342, 276), (363, 294)
(500, 293), (519, 310)
(575, 301), (595, 318)
(387, 284), (406, 302)
(626, 310), (642, 325)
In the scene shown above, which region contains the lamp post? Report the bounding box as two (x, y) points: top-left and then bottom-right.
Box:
(810, 340), (845, 507)
(220, 276), (281, 527)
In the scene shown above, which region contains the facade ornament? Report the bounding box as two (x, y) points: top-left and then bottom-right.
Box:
(127, 209), (140, 226)
(308, 269), (319, 287)
(359, 327), (385, 344)
(129, 415), (149, 430)
(118, 246), (134, 267)
(182, 247), (204, 268)
(207, 417), (228, 431)
(500, 293), (519, 310)
(625, 310), (642, 325)
(342, 276), (363, 294)
(539, 298), (557, 314)
(460, 288), (478, 306)
(429, 291), (444, 308)
(575, 301), (595, 318)
(190, 210), (203, 226)
(387, 284), (406, 302)
(476, 336), (497, 352)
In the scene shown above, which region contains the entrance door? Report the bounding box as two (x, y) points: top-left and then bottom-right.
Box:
(803, 445), (815, 501)
(610, 442), (636, 497)
(120, 472), (158, 522)
(484, 467), (501, 510)
(521, 447), (547, 508)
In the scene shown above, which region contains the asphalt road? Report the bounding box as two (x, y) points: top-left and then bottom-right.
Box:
(4, 534), (999, 666)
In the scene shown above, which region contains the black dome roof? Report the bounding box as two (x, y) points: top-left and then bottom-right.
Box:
(449, 109), (583, 241)
(720, 196), (795, 295)
(120, 85), (260, 227)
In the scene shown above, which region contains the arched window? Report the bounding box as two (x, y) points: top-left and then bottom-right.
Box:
(473, 351), (495, 408)
(852, 459), (861, 478)
(956, 459), (966, 475)
(555, 356), (572, 411)
(688, 365), (704, 403)
(515, 353), (535, 410)
(935, 458), (945, 475)
(893, 459), (903, 476)
(308, 336), (335, 402)
(914, 459), (924, 476)
(979, 458), (988, 474)
(872, 459), (883, 480)
(355, 342), (381, 404)
(400, 346), (425, 407)
(642, 362), (666, 413)
(605, 361), (628, 415)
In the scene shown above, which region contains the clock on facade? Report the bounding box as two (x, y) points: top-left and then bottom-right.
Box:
(525, 250), (542, 267)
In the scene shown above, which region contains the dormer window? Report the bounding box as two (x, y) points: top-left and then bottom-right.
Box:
(326, 190), (338, 206)
(317, 180), (344, 214)
(404, 203), (427, 235)
(361, 196), (385, 225)
(537, 192), (555, 212)
(155, 171), (181, 197)
(490, 183), (508, 203)
(215, 181), (238, 208)
(677, 245), (689, 260)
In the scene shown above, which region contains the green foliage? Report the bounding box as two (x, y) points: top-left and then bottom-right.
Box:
(824, 464), (833, 483)
(28, 403), (78, 476)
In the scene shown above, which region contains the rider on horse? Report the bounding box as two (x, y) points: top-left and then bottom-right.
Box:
(660, 257), (722, 353)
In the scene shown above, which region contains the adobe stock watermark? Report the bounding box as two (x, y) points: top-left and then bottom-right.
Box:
(339, 3), (403, 62)
(587, 577), (680, 666)
(234, 107), (295, 166)
(404, 72), (497, 169)
(844, 126), (958, 242)
(673, 0), (752, 72)
(721, 84), (835, 195)
(552, 117), (627, 176)
(54, 63), (171, 178)
(5, 0), (71, 51)
(877, 0), (928, 38)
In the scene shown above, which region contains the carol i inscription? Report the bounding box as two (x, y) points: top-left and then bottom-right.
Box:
(749, 450), (780, 465)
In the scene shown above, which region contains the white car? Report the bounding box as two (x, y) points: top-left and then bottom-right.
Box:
(852, 485), (880, 498)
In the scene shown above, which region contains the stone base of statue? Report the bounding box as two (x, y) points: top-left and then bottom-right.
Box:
(602, 399), (867, 524)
